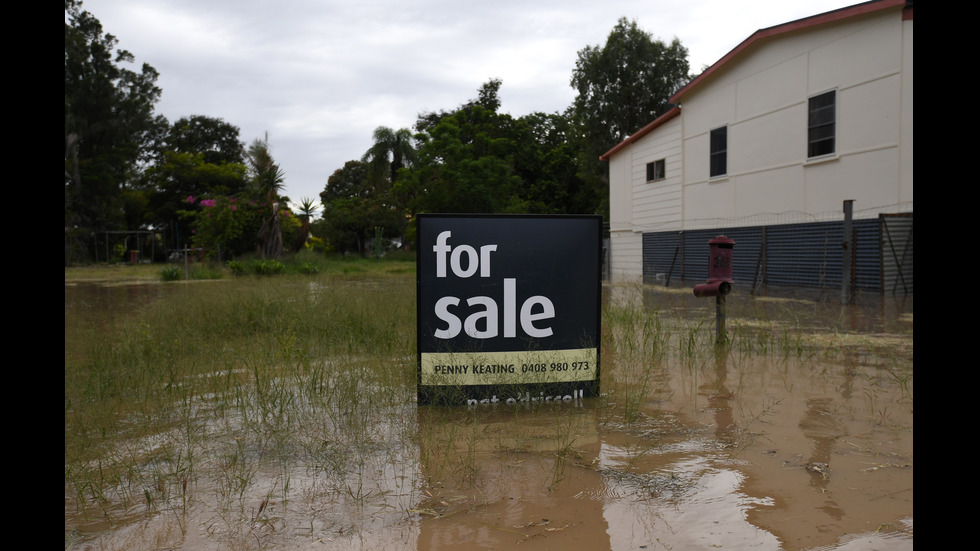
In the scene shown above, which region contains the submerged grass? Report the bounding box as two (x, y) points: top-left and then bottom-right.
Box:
(65, 268), (418, 537)
(65, 272), (911, 549)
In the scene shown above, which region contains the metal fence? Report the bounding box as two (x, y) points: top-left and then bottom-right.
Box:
(637, 211), (912, 295)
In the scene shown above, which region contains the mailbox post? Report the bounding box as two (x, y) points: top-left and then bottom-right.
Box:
(693, 236), (735, 344)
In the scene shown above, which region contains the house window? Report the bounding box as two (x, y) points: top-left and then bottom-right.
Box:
(808, 90), (836, 158)
(710, 126), (727, 177)
(646, 159), (665, 182)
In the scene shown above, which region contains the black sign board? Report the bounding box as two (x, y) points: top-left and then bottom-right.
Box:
(417, 214), (601, 405)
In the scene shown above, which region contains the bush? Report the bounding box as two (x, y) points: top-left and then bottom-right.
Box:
(186, 195), (264, 259)
(228, 260), (246, 276)
(160, 265), (182, 281)
(251, 259), (285, 275)
(300, 262), (319, 275)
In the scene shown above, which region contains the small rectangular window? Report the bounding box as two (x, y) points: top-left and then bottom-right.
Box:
(646, 159), (665, 181)
(710, 126), (727, 177)
(808, 90), (836, 158)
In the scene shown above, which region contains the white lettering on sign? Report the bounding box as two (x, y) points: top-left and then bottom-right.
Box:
(431, 231), (555, 340)
(433, 230), (496, 278)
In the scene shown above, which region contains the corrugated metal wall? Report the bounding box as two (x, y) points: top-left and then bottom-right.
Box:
(642, 231), (683, 285)
(641, 217), (905, 293)
(765, 221), (840, 288)
(880, 213), (913, 295)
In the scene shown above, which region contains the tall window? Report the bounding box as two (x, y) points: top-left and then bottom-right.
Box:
(808, 90), (836, 158)
(710, 126), (727, 177)
(646, 159), (665, 182)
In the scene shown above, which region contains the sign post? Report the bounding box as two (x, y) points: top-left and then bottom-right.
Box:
(417, 214), (602, 406)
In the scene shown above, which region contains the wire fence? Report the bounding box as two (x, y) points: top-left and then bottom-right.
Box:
(627, 202), (912, 234)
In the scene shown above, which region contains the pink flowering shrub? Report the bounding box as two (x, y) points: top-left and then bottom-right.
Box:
(183, 196), (264, 257)
(181, 196), (303, 258)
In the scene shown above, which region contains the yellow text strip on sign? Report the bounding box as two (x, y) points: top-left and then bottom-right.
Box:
(420, 348), (597, 386)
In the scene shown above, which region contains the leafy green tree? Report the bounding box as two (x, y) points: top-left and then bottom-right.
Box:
(570, 17), (691, 218)
(162, 115), (244, 165)
(397, 80), (592, 219)
(404, 105), (521, 214)
(510, 111), (595, 214)
(144, 151), (248, 244)
(320, 159), (370, 203)
(395, 81), (518, 216)
(65, 0), (166, 262)
(144, 116), (249, 250)
(414, 78), (503, 136)
(319, 160), (403, 255)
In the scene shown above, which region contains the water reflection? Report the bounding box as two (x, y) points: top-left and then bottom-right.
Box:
(411, 282), (911, 551)
(414, 402), (611, 550)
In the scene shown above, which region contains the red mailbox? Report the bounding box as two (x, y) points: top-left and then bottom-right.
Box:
(693, 235), (735, 297)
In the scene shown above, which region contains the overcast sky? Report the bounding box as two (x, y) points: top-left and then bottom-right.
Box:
(78, 0), (856, 213)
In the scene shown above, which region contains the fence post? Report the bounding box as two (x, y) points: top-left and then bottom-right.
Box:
(842, 200), (854, 305)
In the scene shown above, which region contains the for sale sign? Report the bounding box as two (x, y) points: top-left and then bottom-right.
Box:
(417, 214), (601, 405)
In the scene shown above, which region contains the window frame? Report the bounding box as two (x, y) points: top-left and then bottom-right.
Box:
(807, 89), (836, 159)
(646, 159), (665, 182)
(709, 126), (727, 178)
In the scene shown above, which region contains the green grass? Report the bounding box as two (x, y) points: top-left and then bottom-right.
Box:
(65, 249), (417, 284)
(65, 266), (418, 523)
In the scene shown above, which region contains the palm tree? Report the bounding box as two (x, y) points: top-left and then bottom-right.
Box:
(246, 134), (286, 259)
(246, 135), (285, 203)
(361, 126), (417, 187)
(293, 197), (319, 252)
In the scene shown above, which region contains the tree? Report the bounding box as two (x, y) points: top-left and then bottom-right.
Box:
(361, 126), (417, 187)
(143, 116), (249, 250)
(246, 134), (287, 259)
(571, 18), (691, 144)
(472, 78), (503, 112)
(510, 111), (595, 214)
(162, 115), (244, 165)
(319, 160), (402, 255)
(65, 0), (166, 262)
(570, 17), (691, 218)
(414, 78), (503, 136)
(293, 197), (319, 252)
(397, 80), (593, 218)
(144, 151), (249, 249)
(185, 195), (264, 259)
(396, 80), (516, 216)
(398, 103), (521, 215)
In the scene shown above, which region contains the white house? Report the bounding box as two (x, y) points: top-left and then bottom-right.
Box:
(602, 0), (912, 293)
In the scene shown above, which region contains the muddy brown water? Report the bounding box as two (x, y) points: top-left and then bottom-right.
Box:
(65, 281), (912, 551)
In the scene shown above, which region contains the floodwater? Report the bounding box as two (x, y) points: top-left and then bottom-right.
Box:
(65, 280), (912, 551)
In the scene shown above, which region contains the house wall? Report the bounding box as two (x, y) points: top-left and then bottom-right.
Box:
(609, 115), (683, 282)
(630, 116), (684, 227)
(675, 8), (910, 224)
(608, 230), (642, 283)
(899, 16), (913, 205)
(607, 3), (912, 284)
